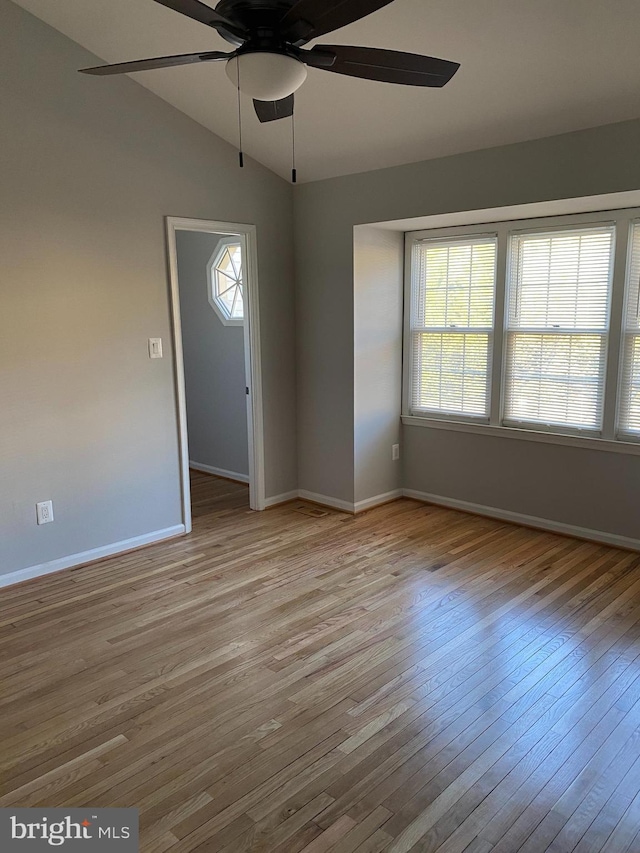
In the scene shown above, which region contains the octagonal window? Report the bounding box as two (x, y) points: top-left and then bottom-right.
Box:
(207, 237), (244, 326)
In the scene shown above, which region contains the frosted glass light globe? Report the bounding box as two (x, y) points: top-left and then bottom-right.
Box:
(226, 52), (307, 102)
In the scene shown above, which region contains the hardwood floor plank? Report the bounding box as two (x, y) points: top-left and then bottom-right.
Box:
(2, 470), (639, 853)
(298, 815), (357, 852)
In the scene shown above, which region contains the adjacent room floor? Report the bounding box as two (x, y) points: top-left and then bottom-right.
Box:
(2, 472), (640, 852)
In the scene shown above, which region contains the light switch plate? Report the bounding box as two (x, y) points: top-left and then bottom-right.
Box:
(148, 338), (163, 359)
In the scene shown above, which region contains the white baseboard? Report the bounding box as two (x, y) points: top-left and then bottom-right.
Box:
(354, 489), (404, 513)
(189, 461), (250, 484)
(402, 489), (640, 552)
(6, 488), (632, 592)
(263, 490), (300, 508)
(265, 488), (403, 514)
(0, 525), (186, 590)
(298, 490), (356, 513)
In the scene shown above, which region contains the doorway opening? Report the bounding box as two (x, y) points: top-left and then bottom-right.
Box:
(166, 217), (265, 532)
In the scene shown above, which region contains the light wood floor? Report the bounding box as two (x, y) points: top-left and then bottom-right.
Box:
(2, 470), (640, 853)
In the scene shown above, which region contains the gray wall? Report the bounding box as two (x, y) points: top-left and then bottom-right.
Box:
(354, 226), (403, 504)
(294, 119), (640, 538)
(4, 0), (640, 579)
(293, 190), (355, 501)
(402, 428), (639, 539)
(0, 0), (295, 576)
(176, 231), (248, 479)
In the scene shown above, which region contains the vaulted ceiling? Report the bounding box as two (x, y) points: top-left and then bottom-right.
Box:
(13, 0), (640, 182)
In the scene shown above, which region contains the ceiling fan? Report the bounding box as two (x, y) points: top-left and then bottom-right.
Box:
(79, 0), (460, 124)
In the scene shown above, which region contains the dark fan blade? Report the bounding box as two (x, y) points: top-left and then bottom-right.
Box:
(253, 95), (294, 123)
(307, 44), (460, 87)
(279, 0), (394, 43)
(151, 0), (247, 40)
(290, 46), (336, 68)
(79, 50), (233, 76)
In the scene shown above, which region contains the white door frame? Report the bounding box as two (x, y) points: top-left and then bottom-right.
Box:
(165, 216), (266, 530)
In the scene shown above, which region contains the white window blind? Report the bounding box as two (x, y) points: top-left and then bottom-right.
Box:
(619, 221), (640, 436)
(409, 236), (496, 419)
(503, 226), (614, 432)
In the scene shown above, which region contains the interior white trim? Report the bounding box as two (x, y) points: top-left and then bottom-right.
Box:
(263, 490), (299, 508)
(166, 216), (266, 524)
(402, 415), (640, 456)
(354, 490), (404, 513)
(189, 461), (250, 484)
(267, 484), (640, 547)
(294, 489), (405, 514)
(297, 490), (356, 513)
(0, 525), (186, 590)
(402, 489), (640, 552)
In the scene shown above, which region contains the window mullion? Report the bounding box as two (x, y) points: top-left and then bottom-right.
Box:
(412, 326), (492, 334)
(491, 228), (508, 426)
(604, 218), (631, 439)
(504, 327), (607, 336)
(401, 235), (416, 417)
(618, 330), (640, 439)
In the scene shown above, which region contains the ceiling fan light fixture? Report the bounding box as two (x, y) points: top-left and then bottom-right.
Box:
(225, 52), (308, 102)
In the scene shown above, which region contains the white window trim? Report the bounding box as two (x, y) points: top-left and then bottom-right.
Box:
(207, 236), (244, 326)
(407, 233), (497, 422)
(402, 206), (640, 452)
(502, 223), (615, 436)
(615, 219), (640, 440)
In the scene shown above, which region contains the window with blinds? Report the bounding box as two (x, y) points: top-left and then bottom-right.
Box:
(409, 236), (497, 419)
(503, 225), (614, 432)
(619, 221), (640, 436)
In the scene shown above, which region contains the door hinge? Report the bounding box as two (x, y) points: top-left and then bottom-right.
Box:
(246, 386), (249, 395)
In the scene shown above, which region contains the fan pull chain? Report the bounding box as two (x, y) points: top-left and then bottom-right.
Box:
(236, 56), (244, 168)
(291, 111), (297, 184)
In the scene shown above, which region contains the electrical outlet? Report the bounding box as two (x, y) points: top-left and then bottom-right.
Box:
(392, 444), (400, 461)
(148, 338), (163, 359)
(36, 500), (54, 525)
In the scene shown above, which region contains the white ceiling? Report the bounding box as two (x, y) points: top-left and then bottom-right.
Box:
(12, 0), (640, 182)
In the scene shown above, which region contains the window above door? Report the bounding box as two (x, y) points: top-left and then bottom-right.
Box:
(207, 236), (244, 326)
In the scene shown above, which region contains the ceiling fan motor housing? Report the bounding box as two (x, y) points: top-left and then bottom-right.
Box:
(215, 0), (303, 47)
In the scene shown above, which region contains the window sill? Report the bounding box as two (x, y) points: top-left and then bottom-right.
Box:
(401, 415), (640, 456)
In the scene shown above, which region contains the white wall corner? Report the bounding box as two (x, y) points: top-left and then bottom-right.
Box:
(265, 488), (404, 513)
(297, 490), (356, 513)
(354, 490), (404, 513)
(263, 490), (300, 508)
